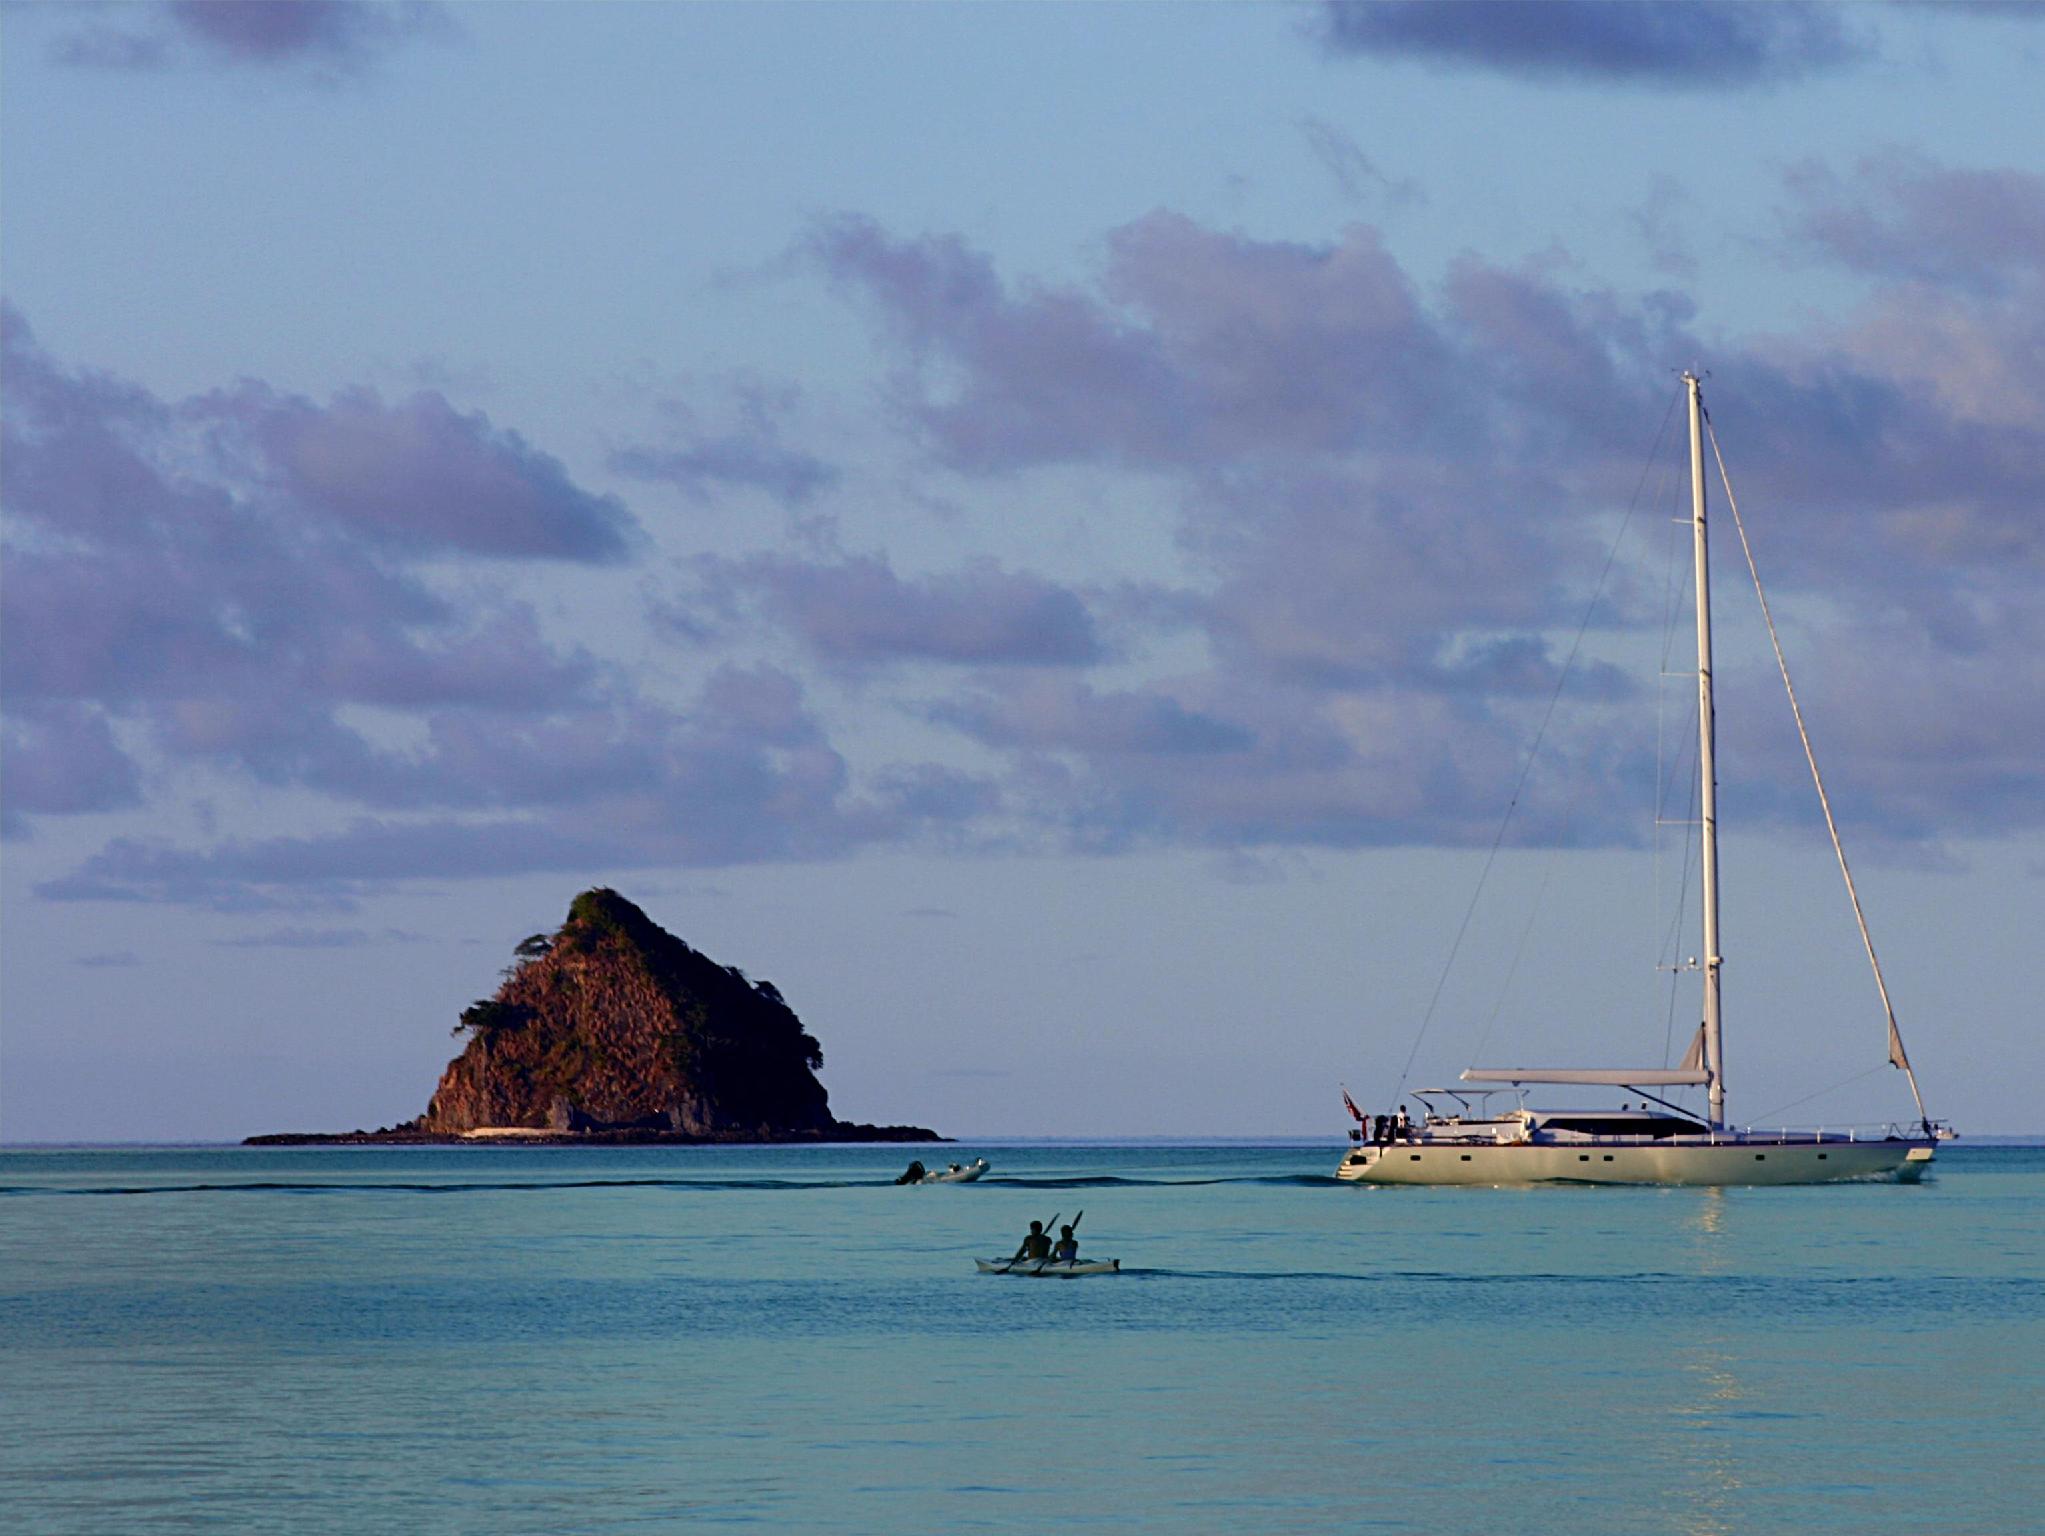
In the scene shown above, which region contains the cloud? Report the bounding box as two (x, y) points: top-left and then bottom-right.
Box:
(28, 660), (995, 909)
(15, 146), (2045, 903)
(809, 210), (1491, 473)
(2, 309), (657, 841)
(4, 318), (631, 572)
(868, 764), (1004, 829)
(685, 553), (1103, 669)
(75, 951), (144, 969)
(214, 383), (637, 562)
(798, 212), (1695, 849)
(167, 0), (440, 64)
(1631, 177), (1699, 278)
(1787, 622), (2045, 844)
(1312, 1), (1870, 86)
(798, 192), (2045, 857)
(1782, 151), (2045, 298)
(50, 26), (174, 71)
(807, 210), (1684, 652)
(1, 703), (144, 836)
(610, 383), (839, 507)
(54, 1), (452, 76)
(611, 437), (837, 508)
(1, 311), (764, 888)
(1297, 117), (1424, 210)
(804, 215), (1188, 472)
(901, 656), (1643, 858)
(1677, 157), (2045, 607)
(931, 678), (1254, 758)
(210, 927), (428, 949)
(39, 821), (593, 911)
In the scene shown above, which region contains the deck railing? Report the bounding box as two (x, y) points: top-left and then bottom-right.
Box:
(1545, 1122), (1922, 1147)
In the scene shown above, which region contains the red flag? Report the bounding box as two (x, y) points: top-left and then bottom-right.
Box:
(1340, 1088), (1365, 1124)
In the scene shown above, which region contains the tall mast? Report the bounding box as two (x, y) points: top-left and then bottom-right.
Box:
(1687, 372), (1725, 1129)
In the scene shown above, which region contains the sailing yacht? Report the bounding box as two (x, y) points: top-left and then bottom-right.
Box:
(1337, 375), (1945, 1186)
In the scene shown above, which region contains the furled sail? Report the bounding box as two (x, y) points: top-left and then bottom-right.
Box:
(1460, 1067), (1710, 1087)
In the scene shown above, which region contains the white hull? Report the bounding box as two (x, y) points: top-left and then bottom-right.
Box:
(918, 1158), (990, 1183)
(976, 1257), (1120, 1276)
(1337, 1138), (1933, 1186)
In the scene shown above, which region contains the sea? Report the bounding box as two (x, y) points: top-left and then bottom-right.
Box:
(2, 1141), (2040, 1535)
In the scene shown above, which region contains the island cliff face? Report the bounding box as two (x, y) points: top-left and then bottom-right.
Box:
(423, 887), (842, 1135)
(253, 888), (936, 1144)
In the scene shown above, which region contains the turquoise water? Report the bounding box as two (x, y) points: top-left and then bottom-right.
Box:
(3, 1142), (2040, 1533)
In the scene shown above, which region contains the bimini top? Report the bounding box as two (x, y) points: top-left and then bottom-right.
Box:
(1461, 1067), (1711, 1087)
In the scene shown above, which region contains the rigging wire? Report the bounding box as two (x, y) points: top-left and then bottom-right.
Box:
(1748, 1064), (1887, 1129)
(1705, 412), (1933, 1132)
(1652, 436), (1697, 1070)
(1392, 387), (1683, 1099)
(1658, 747), (1702, 1069)
(1467, 795), (1572, 1072)
(1472, 419), (1687, 1073)
(1653, 473), (1703, 1074)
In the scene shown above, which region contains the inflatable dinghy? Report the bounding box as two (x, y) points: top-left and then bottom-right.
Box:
(918, 1158), (989, 1183)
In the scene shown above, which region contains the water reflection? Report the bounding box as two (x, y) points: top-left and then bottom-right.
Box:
(1666, 1337), (1746, 1536)
(1684, 1186), (1730, 1269)
(1664, 1190), (1742, 1534)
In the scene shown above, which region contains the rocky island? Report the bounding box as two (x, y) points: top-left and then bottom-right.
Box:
(247, 888), (940, 1145)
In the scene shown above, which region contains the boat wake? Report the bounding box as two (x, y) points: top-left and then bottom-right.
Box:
(2, 1177), (919, 1198)
(2, 1172), (1349, 1200)
(983, 1173), (1344, 1190)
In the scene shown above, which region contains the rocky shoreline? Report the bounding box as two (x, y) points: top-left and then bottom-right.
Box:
(245, 1122), (945, 1146)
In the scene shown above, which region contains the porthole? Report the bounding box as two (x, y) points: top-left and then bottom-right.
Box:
(1578, 1154), (1590, 1162)
(1460, 1154), (1472, 1162)
(1755, 1154), (1766, 1161)
(1603, 1155), (1614, 1162)
(1818, 1153), (1828, 1161)
(1410, 1154), (1421, 1162)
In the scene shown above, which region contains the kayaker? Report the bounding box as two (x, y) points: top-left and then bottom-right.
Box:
(1013, 1220), (1052, 1261)
(1052, 1225), (1079, 1263)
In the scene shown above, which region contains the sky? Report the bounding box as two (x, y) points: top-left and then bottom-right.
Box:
(3, 0), (2042, 1142)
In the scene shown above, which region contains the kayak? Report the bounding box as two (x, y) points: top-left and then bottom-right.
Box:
(975, 1257), (1120, 1277)
(919, 1158), (990, 1184)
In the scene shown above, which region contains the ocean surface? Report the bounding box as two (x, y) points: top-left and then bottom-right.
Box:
(2, 1141), (2040, 1534)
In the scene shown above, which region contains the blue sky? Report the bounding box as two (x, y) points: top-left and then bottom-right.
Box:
(4, 0), (2042, 1141)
